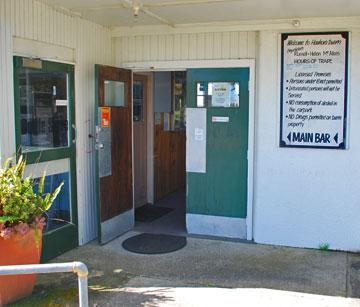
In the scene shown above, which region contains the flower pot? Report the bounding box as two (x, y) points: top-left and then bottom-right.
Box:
(0, 229), (42, 306)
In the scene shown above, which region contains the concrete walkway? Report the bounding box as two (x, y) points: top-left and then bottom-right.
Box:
(12, 231), (360, 306)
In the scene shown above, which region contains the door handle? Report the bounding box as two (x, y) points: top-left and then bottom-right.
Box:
(72, 124), (77, 144)
(95, 143), (104, 150)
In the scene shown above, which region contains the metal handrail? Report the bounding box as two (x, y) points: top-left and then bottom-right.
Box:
(0, 262), (89, 307)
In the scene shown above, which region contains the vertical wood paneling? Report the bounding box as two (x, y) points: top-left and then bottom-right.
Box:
(165, 35), (174, 60)
(247, 31), (257, 59)
(238, 31), (249, 58)
(230, 31), (239, 58)
(158, 35), (166, 60)
(197, 33), (205, 60)
(204, 32), (214, 59)
(188, 33), (197, 59)
(150, 35), (158, 60)
(135, 36), (143, 61)
(221, 32), (231, 59)
(143, 35), (151, 61)
(0, 0), (113, 245)
(115, 30), (257, 64)
(180, 34), (189, 59)
(213, 32), (222, 59)
(173, 34), (181, 60)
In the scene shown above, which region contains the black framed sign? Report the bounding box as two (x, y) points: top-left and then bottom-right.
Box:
(280, 32), (349, 149)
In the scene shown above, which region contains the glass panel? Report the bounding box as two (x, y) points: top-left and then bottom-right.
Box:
(174, 71), (186, 130)
(105, 80), (125, 107)
(19, 69), (69, 152)
(133, 81), (143, 122)
(196, 82), (240, 108)
(33, 172), (71, 232)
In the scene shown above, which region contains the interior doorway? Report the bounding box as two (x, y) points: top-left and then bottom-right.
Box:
(133, 71), (187, 236)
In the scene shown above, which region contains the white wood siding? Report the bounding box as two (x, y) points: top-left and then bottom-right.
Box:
(114, 31), (257, 65)
(0, 0), (113, 245)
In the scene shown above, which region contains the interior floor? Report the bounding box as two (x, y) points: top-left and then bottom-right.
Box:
(134, 188), (186, 236)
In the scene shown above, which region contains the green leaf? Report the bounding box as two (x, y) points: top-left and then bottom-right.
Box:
(38, 172), (46, 195)
(44, 181), (64, 211)
(0, 216), (19, 222)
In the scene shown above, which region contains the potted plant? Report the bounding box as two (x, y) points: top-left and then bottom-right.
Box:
(0, 156), (63, 306)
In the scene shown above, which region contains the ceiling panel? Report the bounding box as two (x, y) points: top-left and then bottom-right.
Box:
(43, 0), (360, 27)
(79, 7), (160, 27)
(45, 0), (121, 9)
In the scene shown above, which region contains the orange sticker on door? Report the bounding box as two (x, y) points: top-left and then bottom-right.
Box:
(100, 107), (110, 128)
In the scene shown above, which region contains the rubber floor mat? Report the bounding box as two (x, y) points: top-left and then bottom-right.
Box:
(122, 233), (187, 254)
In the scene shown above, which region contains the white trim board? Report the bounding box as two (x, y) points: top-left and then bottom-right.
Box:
(24, 158), (70, 178)
(186, 214), (247, 239)
(13, 37), (75, 64)
(122, 59), (255, 240)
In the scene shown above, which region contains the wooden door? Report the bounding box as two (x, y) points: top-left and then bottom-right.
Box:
(186, 68), (249, 219)
(95, 65), (133, 244)
(133, 74), (148, 207)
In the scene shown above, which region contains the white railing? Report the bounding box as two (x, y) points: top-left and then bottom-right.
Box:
(0, 262), (89, 307)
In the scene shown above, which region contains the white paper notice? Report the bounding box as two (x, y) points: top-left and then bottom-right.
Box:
(194, 128), (204, 141)
(280, 32), (348, 149)
(212, 83), (231, 107)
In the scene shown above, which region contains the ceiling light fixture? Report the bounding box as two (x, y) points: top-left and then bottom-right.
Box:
(133, 4), (141, 18)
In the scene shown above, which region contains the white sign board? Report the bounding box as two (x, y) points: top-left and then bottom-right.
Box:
(186, 108), (207, 173)
(280, 32), (348, 149)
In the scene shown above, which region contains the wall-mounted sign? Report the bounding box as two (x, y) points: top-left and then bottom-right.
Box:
(100, 107), (111, 128)
(280, 32), (349, 149)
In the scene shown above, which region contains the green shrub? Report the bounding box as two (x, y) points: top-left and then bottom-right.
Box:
(0, 156), (63, 239)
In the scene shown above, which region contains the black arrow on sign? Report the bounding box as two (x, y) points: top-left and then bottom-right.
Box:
(287, 132), (291, 142)
(334, 133), (339, 144)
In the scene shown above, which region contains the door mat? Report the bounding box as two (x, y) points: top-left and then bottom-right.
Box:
(122, 233), (187, 254)
(135, 204), (173, 223)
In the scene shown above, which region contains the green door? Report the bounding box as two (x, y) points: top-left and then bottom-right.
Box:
(186, 68), (249, 220)
(13, 56), (78, 262)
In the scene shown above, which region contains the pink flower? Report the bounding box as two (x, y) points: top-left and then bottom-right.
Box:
(35, 217), (46, 229)
(0, 223), (4, 231)
(35, 217), (46, 230)
(14, 222), (30, 236)
(0, 227), (14, 239)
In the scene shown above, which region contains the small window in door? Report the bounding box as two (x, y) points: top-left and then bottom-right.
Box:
(133, 80), (144, 122)
(104, 80), (125, 107)
(196, 82), (240, 108)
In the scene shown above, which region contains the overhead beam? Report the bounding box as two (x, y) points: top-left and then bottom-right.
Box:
(111, 16), (360, 37)
(140, 6), (175, 28)
(145, 0), (241, 8)
(71, 0), (240, 11)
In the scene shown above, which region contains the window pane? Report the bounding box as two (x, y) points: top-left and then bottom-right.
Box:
(196, 82), (240, 108)
(104, 80), (125, 107)
(34, 172), (71, 232)
(133, 81), (144, 122)
(19, 69), (69, 151)
(174, 71), (186, 130)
